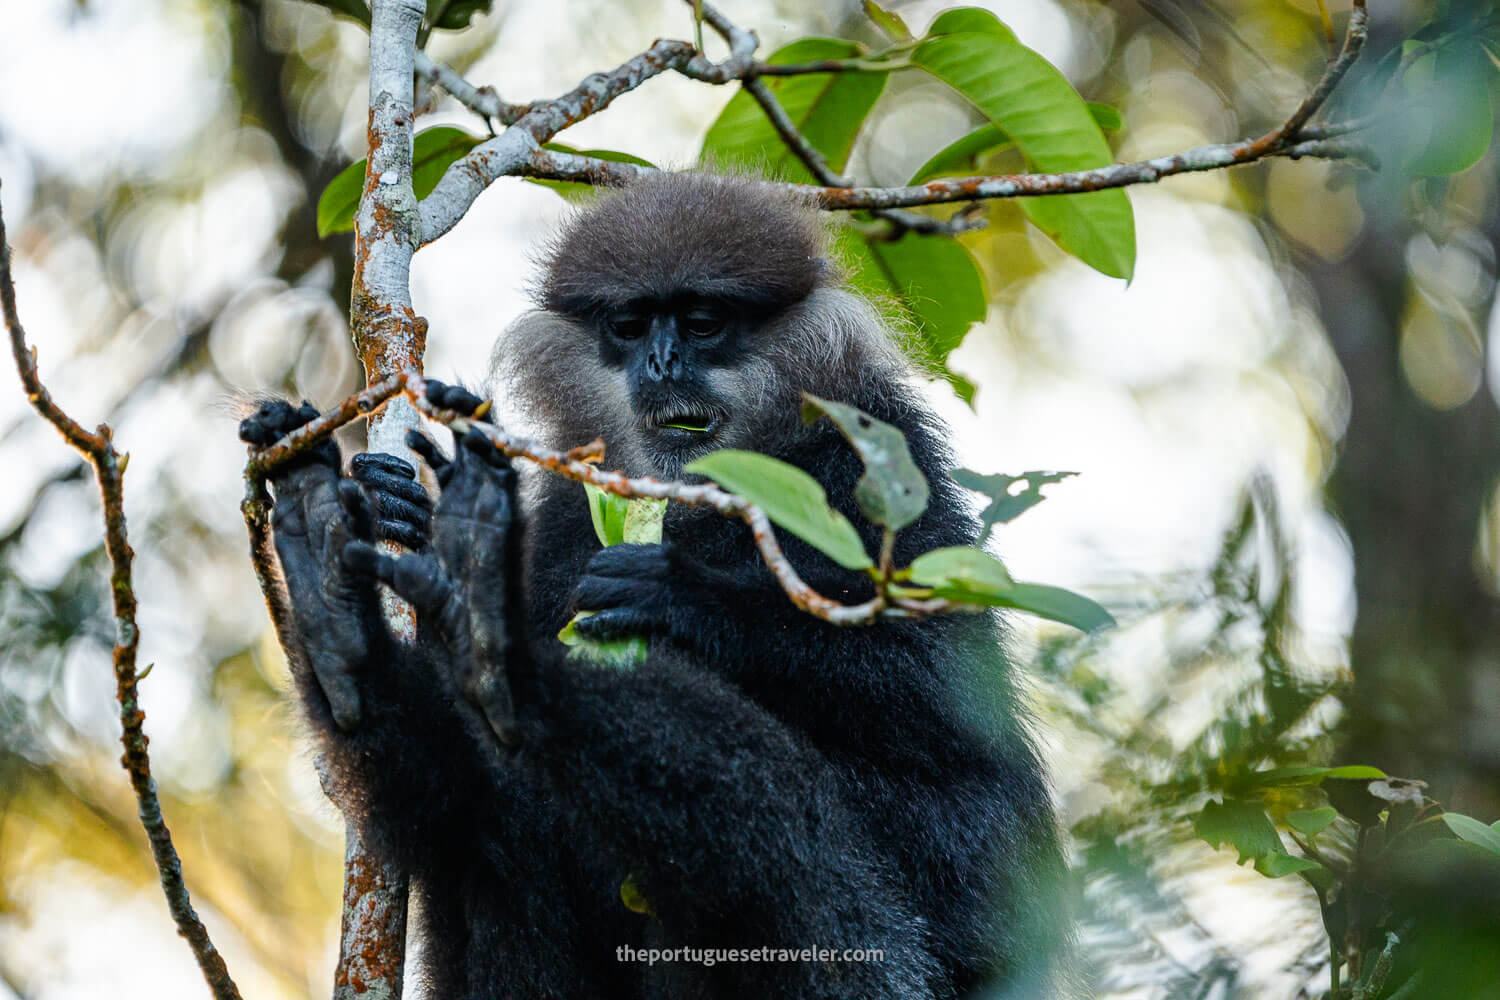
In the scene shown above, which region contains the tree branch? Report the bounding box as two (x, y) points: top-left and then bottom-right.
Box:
(418, 0), (1372, 236)
(1, 187), (242, 1000)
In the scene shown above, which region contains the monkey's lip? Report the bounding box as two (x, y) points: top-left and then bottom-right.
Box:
(649, 413), (720, 435)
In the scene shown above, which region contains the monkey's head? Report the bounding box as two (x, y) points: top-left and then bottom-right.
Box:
(494, 172), (906, 478)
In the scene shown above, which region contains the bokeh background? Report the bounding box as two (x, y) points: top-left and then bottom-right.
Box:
(1, 0), (1497, 996)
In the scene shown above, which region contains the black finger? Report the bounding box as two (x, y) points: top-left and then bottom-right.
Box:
(460, 427), (511, 469)
(570, 606), (651, 641)
(585, 544), (670, 580)
(376, 520), (429, 551)
(571, 573), (641, 611)
(407, 430), (451, 473)
(341, 539), (396, 584)
(357, 473), (431, 513)
(337, 480), (375, 540)
(351, 452), (417, 482)
(370, 493), (431, 532)
(428, 381), (486, 416)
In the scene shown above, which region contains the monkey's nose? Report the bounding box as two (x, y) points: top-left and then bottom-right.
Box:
(645, 319), (683, 381)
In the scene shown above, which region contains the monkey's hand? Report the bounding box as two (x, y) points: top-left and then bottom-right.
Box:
(569, 542), (729, 645)
(343, 381), (521, 747)
(241, 401), (370, 730)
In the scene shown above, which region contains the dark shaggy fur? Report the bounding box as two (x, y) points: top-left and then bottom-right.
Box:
(246, 172), (1067, 1000)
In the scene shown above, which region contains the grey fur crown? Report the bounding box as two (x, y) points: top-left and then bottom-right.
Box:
(537, 172), (831, 316)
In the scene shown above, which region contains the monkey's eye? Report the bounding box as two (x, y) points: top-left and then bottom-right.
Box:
(682, 308), (725, 338)
(608, 313), (649, 340)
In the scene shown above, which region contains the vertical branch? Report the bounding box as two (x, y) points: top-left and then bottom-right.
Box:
(334, 0), (426, 996)
(2, 190), (242, 999)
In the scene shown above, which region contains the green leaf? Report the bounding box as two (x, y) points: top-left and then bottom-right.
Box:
(701, 38), (888, 183)
(950, 469), (1077, 541)
(558, 613), (649, 669)
(685, 450), (873, 570)
(429, 0), (492, 30)
(907, 103), (1121, 185)
(317, 126), (482, 237)
(1399, 41), (1495, 176)
(528, 144), (657, 202)
(1287, 807), (1339, 837)
(1255, 852), (1325, 878)
(927, 8), (1010, 37)
(836, 229), (985, 397)
(584, 482), (629, 547)
(567, 484), (665, 666)
(907, 549), (1112, 631)
(909, 125), (1013, 184)
(863, 1), (912, 42)
(801, 395), (930, 531)
(582, 483), (665, 548)
(909, 545), (1013, 596)
(997, 583), (1114, 632)
(1444, 813), (1500, 855)
(912, 9), (1136, 279)
(1244, 765), (1389, 787)
(620, 873), (655, 916)
(312, 0), (370, 25)
(1194, 799), (1282, 865)
(1086, 102), (1124, 133)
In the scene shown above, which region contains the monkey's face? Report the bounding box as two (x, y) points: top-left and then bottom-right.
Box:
(595, 296), (756, 474)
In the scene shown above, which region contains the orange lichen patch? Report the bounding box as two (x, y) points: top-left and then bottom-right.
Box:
(334, 841), (407, 999)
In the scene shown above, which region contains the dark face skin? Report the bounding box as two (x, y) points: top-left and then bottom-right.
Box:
(595, 295), (747, 465)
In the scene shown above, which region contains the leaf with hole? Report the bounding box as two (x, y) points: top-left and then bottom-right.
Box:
(801, 395), (929, 531)
(685, 451), (873, 570)
(317, 126), (481, 237)
(912, 8), (1135, 278)
(701, 38), (888, 183)
(951, 468), (1077, 541)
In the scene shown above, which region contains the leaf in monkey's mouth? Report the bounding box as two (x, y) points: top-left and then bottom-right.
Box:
(654, 414), (718, 434)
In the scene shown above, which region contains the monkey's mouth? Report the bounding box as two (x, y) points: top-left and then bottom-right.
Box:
(648, 411), (722, 437)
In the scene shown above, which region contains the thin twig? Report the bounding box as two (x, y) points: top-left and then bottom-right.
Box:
(414, 50), (529, 125)
(2, 188), (242, 1000)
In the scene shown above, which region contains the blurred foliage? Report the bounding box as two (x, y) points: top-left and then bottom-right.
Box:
(2, 0), (1500, 997)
